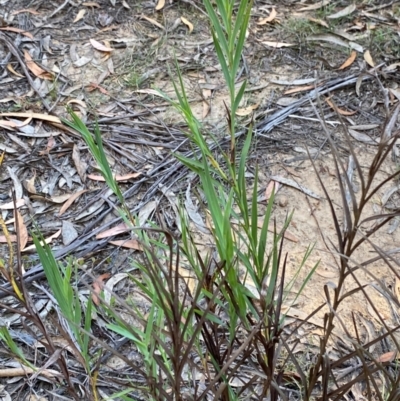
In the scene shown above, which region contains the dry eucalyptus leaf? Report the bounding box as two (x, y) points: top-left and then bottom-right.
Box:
(364, 50), (375, 67)
(62, 220), (78, 246)
(73, 56), (92, 67)
(181, 16), (194, 33)
(15, 209), (28, 250)
(236, 103), (260, 116)
(327, 4), (356, 19)
(298, 0), (332, 11)
(325, 98), (357, 116)
(22, 230), (61, 252)
(109, 239), (142, 250)
(155, 0), (165, 10)
(90, 38), (113, 52)
(338, 50), (356, 70)
(72, 144), (87, 181)
(256, 8), (277, 25)
(140, 15), (165, 30)
(23, 50), (49, 78)
(87, 172), (141, 181)
(0, 112), (61, 124)
(7, 63), (23, 78)
(306, 17), (329, 28)
(73, 9), (86, 23)
(262, 41), (294, 48)
(96, 223), (129, 239)
(0, 27), (33, 39)
(59, 189), (88, 216)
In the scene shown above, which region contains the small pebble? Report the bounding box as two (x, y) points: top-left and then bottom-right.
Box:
(278, 196), (288, 207)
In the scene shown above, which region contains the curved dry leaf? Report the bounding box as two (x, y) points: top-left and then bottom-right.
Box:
(22, 230), (61, 252)
(109, 239), (142, 250)
(338, 50), (356, 70)
(325, 97), (357, 116)
(90, 38), (113, 52)
(0, 112), (61, 124)
(307, 34), (349, 48)
(327, 4), (356, 19)
(73, 9), (86, 23)
(92, 273), (110, 305)
(0, 199), (25, 210)
(236, 103), (260, 116)
(87, 172), (141, 181)
(96, 223), (129, 239)
(12, 8), (40, 15)
(0, 144), (17, 154)
(0, 27), (33, 39)
(284, 85), (315, 95)
(122, 0), (130, 9)
(306, 17), (329, 28)
(257, 8), (277, 25)
(298, 0), (332, 11)
(155, 0), (165, 10)
(7, 63), (24, 77)
(265, 180), (280, 200)
(59, 189), (88, 216)
(15, 209), (28, 250)
(181, 16), (194, 33)
(83, 2), (100, 7)
(377, 351), (398, 363)
(25, 175), (36, 193)
(104, 273), (128, 304)
(72, 144), (87, 181)
(262, 41), (294, 48)
(23, 50), (47, 78)
(140, 15), (165, 30)
(67, 99), (87, 109)
(364, 50), (375, 67)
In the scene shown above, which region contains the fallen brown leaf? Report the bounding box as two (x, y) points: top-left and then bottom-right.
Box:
(265, 180), (280, 200)
(256, 8), (277, 25)
(87, 172), (141, 182)
(6, 63), (24, 77)
(364, 49), (375, 67)
(109, 239), (142, 250)
(326, 97), (357, 116)
(0, 27), (33, 39)
(155, 0), (165, 10)
(338, 50), (357, 70)
(0, 112), (61, 124)
(236, 103), (260, 116)
(0, 199), (25, 209)
(262, 41), (294, 48)
(181, 16), (194, 33)
(59, 189), (88, 216)
(96, 223), (130, 239)
(12, 8), (40, 15)
(89, 38), (113, 52)
(140, 15), (165, 30)
(92, 273), (111, 305)
(73, 9), (86, 23)
(23, 50), (53, 79)
(377, 351), (398, 363)
(283, 85), (315, 95)
(15, 210), (28, 250)
(82, 2), (100, 7)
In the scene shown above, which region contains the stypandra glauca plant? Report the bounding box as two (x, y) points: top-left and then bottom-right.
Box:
(156, 0), (318, 399)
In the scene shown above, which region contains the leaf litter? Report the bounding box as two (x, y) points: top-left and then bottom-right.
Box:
(1, 0), (400, 399)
